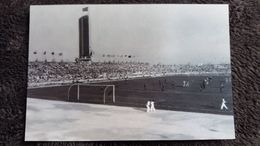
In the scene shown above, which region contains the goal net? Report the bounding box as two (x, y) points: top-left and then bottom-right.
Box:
(67, 83), (115, 104)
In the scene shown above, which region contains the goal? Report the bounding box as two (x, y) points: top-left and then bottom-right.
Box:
(67, 83), (115, 104)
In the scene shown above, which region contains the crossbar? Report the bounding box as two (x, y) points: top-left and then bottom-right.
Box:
(67, 83), (115, 104)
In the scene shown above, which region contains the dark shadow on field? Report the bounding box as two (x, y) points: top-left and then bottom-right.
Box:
(27, 75), (234, 115)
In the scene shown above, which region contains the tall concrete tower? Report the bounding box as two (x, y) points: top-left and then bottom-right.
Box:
(79, 7), (91, 61)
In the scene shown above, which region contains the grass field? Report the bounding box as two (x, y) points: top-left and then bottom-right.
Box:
(27, 75), (233, 115)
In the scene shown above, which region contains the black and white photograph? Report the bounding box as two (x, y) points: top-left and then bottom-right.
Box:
(25, 4), (235, 141)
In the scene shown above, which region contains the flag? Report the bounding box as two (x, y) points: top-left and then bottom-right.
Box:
(82, 7), (88, 11)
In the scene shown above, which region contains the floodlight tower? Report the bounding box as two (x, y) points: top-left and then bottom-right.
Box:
(79, 7), (92, 61)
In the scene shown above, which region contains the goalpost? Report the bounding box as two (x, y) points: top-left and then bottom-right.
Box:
(67, 83), (115, 104)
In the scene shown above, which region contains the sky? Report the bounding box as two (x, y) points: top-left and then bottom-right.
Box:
(29, 4), (230, 65)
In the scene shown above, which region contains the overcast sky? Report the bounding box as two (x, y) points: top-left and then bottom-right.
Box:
(29, 4), (230, 64)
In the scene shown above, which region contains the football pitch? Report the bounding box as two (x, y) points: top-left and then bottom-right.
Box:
(27, 75), (233, 115)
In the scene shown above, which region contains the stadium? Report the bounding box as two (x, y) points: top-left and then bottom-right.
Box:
(28, 62), (233, 114)
(25, 5), (235, 141)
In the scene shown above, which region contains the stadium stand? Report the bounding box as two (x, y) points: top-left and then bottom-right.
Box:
(28, 61), (231, 86)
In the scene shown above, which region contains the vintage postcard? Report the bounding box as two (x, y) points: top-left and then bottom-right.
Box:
(25, 4), (235, 141)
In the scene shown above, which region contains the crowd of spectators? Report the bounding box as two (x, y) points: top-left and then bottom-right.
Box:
(28, 61), (231, 84)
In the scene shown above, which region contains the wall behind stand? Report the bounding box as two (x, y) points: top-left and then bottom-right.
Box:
(0, 0), (259, 146)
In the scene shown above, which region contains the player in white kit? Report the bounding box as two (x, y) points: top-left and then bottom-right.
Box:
(150, 101), (156, 112)
(146, 101), (151, 112)
(221, 98), (228, 110)
(183, 81), (186, 87)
